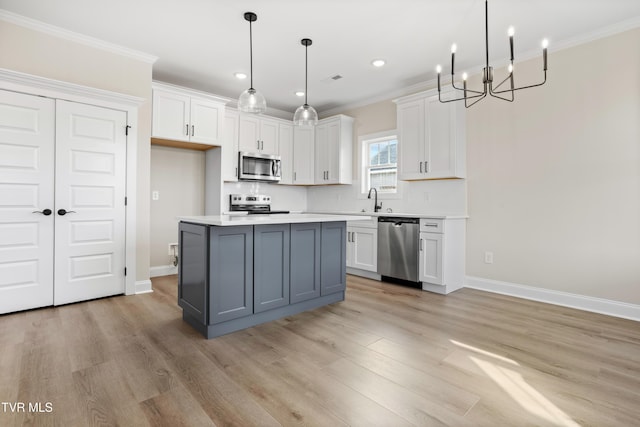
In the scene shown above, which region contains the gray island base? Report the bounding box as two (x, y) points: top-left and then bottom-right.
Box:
(177, 214), (370, 339)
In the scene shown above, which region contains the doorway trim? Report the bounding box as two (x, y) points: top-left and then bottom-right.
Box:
(0, 67), (144, 296)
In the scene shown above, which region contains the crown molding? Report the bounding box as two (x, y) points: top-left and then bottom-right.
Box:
(0, 68), (144, 107)
(0, 9), (158, 64)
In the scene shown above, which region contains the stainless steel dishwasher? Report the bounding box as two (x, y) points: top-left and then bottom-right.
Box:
(377, 217), (420, 283)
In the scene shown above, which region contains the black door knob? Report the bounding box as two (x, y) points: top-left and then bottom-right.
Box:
(57, 209), (76, 216)
(32, 209), (52, 216)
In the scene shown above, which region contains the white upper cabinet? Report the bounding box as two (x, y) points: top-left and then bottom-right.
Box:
(395, 89), (465, 180)
(278, 122), (294, 185)
(238, 115), (279, 156)
(314, 115), (353, 184)
(221, 110), (240, 182)
(292, 126), (315, 185)
(152, 82), (228, 146)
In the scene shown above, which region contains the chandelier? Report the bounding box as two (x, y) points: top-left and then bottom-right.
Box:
(437, 0), (548, 108)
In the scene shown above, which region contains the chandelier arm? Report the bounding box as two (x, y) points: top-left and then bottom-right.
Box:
(492, 72), (514, 92)
(438, 90), (485, 104)
(492, 71), (547, 94)
(465, 93), (488, 108)
(449, 78), (485, 95)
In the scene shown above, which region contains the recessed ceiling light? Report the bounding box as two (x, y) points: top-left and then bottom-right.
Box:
(371, 59), (386, 67)
(234, 72), (247, 80)
(295, 91), (305, 97)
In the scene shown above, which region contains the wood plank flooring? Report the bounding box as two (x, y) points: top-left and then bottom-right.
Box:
(1, 274), (639, 426)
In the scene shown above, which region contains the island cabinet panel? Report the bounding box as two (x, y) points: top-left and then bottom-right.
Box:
(254, 224), (290, 313)
(290, 223), (321, 303)
(178, 223), (209, 324)
(209, 225), (253, 323)
(320, 222), (347, 295)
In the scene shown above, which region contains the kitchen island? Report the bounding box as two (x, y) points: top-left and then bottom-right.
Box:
(177, 213), (370, 338)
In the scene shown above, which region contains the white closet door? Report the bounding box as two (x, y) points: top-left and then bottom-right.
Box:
(54, 100), (127, 305)
(0, 90), (55, 314)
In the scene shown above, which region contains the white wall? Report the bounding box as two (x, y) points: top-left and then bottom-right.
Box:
(465, 27), (640, 304)
(150, 145), (205, 267)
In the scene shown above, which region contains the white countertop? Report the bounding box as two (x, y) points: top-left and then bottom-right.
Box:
(307, 211), (468, 220)
(179, 213), (372, 226)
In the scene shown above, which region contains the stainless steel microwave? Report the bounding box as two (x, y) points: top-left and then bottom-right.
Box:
(238, 152), (281, 182)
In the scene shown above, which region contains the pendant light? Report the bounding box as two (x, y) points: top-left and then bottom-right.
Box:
(293, 38), (318, 126)
(238, 12), (267, 114)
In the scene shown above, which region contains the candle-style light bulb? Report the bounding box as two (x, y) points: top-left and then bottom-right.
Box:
(436, 65), (442, 91)
(463, 73), (468, 99)
(450, 44), (457, 75)
(508, 63), (514, 74)
(541, 39), (549, 49)
(542, 39), (549, 71)
(508, 26), (515, 61)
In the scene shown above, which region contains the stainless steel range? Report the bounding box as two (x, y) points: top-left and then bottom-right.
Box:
(229, 194), (290, 215)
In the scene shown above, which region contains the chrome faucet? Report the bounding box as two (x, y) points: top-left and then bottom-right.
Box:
(367, 187), (382, 212)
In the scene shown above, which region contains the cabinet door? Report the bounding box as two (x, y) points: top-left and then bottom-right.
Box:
(425, 96), (456, 178)
(259, 118), (279, 155)
(278, 123), (294, 185)
(320, 222), (347, 295)
(190, 97), (224, 145)
(209, 225), (253, 323)
(314, 122), (329, 183)
(238, 115), (261, 152)
(397, 99), (425, 180)
(222, 111), (239, 181)
(349, 226), (378, 272)
(290, 223), (321, 303)
(325, 119), (341, 183)
(419, 232), (443, 285)
(293, 126), (315, 185)
(178, 223), (208, 324)
(152, 89), (190, 142)
(254, 224), (290, 313)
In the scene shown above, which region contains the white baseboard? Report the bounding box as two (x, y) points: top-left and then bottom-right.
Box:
(135, 279), (153, 294)
(465, 276), (640, 322)
(150, 265), (178, 278)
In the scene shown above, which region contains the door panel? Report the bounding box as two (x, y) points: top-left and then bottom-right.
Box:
(54, 100), (127, 305)
(0, 90), (55, 314)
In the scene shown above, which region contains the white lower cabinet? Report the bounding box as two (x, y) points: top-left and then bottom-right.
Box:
(418, 218), (465, 294)
(346, 217), (378, 275)
(347, 226), (377, 272)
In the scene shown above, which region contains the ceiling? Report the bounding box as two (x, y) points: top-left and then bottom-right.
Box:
(2, 0), (640, 115)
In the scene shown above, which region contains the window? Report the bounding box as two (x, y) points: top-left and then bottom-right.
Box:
(362, 133), (397, 194)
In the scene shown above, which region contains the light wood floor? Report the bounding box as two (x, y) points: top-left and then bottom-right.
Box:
(1, 275), (639, 426)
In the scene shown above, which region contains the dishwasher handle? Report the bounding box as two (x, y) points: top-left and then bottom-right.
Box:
(377, 217), (419, 225)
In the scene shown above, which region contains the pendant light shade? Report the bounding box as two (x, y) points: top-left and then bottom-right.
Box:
(238, 12), (267, 114)
(293, 38), (318, 126)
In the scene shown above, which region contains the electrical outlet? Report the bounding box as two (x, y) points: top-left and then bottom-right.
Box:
(152, 191), (159, 201)
(168, 243), (178, 255)
(484, 251), (494, 264)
